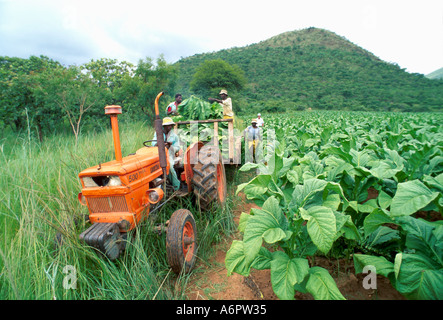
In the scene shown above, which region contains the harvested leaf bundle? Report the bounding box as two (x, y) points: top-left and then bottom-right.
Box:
(176, 95), (223, 121)
(172, 96), (231, 160)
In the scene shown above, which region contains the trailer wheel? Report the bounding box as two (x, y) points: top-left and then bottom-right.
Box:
(166, 209), (197, 274)
(192, 144), (227, 210)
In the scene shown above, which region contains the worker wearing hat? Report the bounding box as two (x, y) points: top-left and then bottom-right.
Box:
(209, 89), (234, 119)
(152, 117), (181, 190)
(243, 118), (263, 163)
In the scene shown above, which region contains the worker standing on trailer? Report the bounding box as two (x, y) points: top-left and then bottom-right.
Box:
(152, 117), (181, 191)
(244, 119), (263, 163)
(166, 93), (182, 116)
(209, 89), (234, 120)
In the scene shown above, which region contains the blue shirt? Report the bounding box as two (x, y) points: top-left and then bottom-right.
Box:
(152, 130), (180, 155)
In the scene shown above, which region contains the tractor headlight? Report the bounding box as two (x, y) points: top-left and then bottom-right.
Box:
(147, 188), (164, 204)
(149, 191), (159, 203)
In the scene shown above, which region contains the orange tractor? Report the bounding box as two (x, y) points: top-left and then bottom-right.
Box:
(77, 92), (228, 273)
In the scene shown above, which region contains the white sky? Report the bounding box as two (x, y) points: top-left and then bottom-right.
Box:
(1, 0), (442, 75)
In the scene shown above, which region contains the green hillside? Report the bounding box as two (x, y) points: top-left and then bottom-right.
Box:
(175, 28), (443, 113)
(426, 67), (443, 80)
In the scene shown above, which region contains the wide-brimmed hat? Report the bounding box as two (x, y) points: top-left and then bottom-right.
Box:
(219, 89), (228, 95)
(251, 119), (258, 124)
(162, 117), (175, 126)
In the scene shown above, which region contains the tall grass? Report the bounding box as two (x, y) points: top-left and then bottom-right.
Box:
(0, 119), (235, 300)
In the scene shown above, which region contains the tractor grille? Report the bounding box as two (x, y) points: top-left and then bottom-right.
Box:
(87, 196), (129, 213)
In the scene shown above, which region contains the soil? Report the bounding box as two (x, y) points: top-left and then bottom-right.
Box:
(185, 191), (406, 301)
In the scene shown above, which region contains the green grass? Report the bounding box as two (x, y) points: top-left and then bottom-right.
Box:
(0, 120), (236, 300)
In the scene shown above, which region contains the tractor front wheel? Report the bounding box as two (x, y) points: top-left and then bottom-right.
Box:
(166, 209), (197, 274)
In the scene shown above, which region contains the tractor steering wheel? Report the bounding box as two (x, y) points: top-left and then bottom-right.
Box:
(143, 140), (156, 147)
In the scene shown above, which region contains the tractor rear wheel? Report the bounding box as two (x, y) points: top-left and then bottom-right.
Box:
(192, 144), (227, 210)
(166, 209), (197, 274)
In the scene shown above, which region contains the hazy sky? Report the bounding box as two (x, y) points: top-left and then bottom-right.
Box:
(1, 0), (442, 75)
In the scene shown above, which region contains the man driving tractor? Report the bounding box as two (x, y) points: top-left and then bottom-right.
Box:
(152, 117), (181, 191)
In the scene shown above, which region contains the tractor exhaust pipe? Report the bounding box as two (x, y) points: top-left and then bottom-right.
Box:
(154, 92), (168, 195)
(154, 92), (167, 170)
(105, 105), (123, 162)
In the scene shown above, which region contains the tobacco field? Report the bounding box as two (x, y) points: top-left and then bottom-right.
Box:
(0, 109), (442, 301)
(227, 110), (443, 300)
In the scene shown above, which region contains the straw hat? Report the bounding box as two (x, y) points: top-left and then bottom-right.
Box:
(251, 119), (258, 124)
(162, 117), (175, 126)
(219, 89), (228, 95)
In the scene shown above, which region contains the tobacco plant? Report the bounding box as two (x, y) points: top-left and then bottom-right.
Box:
(227, 111), (443, 300)
(225, 149), (358, 300)
(354, 175), (443, 299)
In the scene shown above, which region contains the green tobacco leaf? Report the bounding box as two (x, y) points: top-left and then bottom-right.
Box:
(378, 190), (392, 210)
(236, 174), (272, 199)
(423, 173), (443, 193)
(291, 178), (346, 210)
(324, 156), (354, 181)
(238, 212), (251, 233)
(270, 251), (309, 300)
(363, 209), (393, 235)
(300, 206), (336, 254)
(239, 162), (266, 173)
(370, 159), (403, 180)
(323, 193), (341, 211)
(251, 247), (273, 270)
(263, 228), (288, 244)
(334, 211), (360, 241)
(395, 216), (441, 261)
(225, 240), (250, 276)
(243, 196), (288, 262)
(353, 254), (394, 278)
(390, 180), (439, 216)
(226, 242), (274, 276)
(286, 169), (299, 185)
(363, 226), (400, 248)
(394, 253), (443, 300)
(279, 156), (296, 178)
(267, 150), (284, 179)
(322, 146), (353, 163)
(350, 149), (374, 168)
(306, 267), (346, 300)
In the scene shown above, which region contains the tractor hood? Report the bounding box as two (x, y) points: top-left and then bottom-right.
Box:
(78, 146), (168, 180)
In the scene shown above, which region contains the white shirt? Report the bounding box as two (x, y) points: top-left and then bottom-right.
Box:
(256, 117), (264, 127)
(166, 102), (179, 115)
(220, 97), (234, 117)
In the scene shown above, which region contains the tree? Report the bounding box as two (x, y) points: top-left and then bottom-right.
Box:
(0, 55), (63, 140)
(81, 58), (135, 91)
(34, 66), (111, 145)
(114, 55), (177, 120)
(190, 59), (246, 97)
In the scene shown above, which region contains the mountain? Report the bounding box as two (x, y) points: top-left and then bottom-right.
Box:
(174, 28), (443, 113)
(426, 67), (443, 80)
